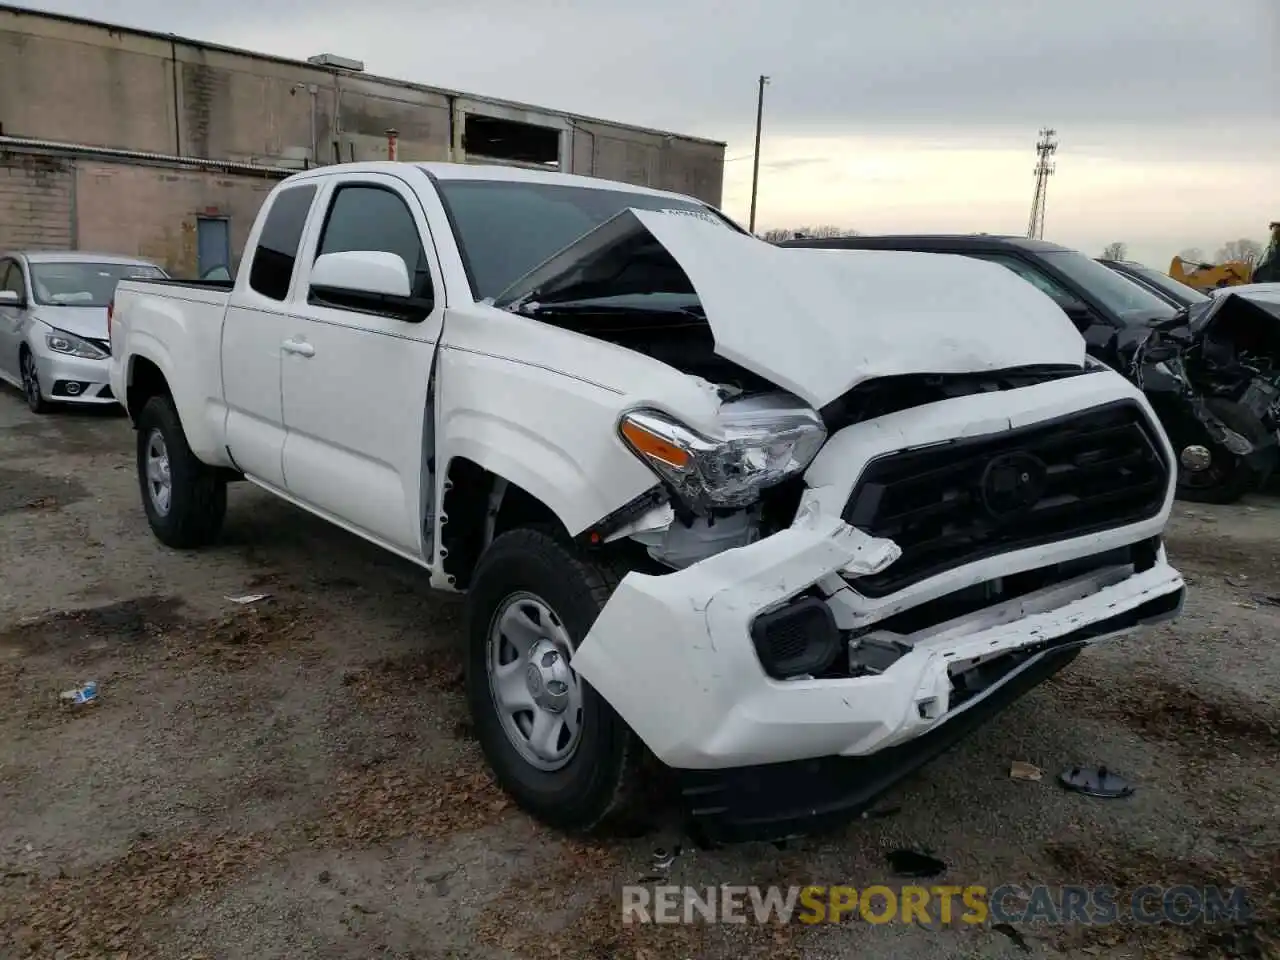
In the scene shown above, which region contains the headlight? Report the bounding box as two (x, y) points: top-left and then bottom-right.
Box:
(618, 396), (827, 514)
(45, 330), (108, 360)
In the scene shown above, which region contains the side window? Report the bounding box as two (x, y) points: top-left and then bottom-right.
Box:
(969, 253), (1074, 303)
(248, 184), (318, 301)
(316, 185), (433, 299)
(1, 261), (25, 297)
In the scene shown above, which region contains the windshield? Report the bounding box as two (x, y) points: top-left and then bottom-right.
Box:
(31, 261), (166, 307)
(434, 179), (728, 301)
(1118, 262), (1209, 306)
(1040, 251), (1178, 321)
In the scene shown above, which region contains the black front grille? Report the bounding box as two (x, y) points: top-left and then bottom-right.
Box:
(842, 401), (1169, 597)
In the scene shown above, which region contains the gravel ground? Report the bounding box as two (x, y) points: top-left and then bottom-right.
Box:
(0, 387), (1277, 960)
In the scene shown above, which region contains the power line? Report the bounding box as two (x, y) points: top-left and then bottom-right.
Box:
(1027, 127), (1058, 240)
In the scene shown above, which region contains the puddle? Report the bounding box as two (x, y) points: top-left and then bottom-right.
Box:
(0, 596), (189, 655)
(0, 467), (91, 516)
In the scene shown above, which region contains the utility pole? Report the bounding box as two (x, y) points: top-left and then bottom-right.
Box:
(1027, 127), (1058, 240)
(748, 74), (770, 234)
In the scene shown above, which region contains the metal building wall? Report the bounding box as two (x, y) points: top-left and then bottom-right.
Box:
(0, 5), (725, 202)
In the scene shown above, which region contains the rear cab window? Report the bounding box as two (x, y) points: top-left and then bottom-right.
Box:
(248, 183), (319, 301)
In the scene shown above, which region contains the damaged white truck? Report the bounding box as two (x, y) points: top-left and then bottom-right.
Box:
(108, 162), (1185, 843)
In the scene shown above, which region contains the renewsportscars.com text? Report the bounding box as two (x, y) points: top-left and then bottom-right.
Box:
(621, 884), (1253, 927)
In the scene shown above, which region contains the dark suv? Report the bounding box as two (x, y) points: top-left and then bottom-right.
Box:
(780, 234), (1280, 504)
(1097, 258), (1209, 311)
(778, 235), (1181, 358)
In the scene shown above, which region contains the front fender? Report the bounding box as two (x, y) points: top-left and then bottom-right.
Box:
(437, 351), (659, 537)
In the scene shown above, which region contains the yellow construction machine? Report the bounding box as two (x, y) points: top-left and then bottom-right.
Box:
(1169, 255), (1253, 292)
(1169, 224), (1280, 290)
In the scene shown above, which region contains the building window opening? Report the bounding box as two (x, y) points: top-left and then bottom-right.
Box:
(462, 114), (560, 168)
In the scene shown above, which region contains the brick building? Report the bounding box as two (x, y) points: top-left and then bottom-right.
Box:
(0, 4), (726, 278)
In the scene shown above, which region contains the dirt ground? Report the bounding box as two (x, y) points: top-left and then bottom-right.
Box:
(0, 388), (1277, 960)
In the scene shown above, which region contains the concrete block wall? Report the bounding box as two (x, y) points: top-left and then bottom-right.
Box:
(75, 161), (277, 276)
(0, 151), (75, 250)
(0, 147), (279, 276)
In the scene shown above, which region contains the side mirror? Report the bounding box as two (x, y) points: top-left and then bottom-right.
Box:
(0, 289), (22, 307)
(311, 250), (411, 298)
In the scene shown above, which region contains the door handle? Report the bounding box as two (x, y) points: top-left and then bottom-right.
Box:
(282, 339), (315, 358)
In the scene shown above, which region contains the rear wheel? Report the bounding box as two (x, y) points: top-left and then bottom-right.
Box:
(465, 528), (638, 832)
(136, 394), (227, 547)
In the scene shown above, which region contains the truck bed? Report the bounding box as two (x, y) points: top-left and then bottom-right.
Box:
(109, 278), (234, 468)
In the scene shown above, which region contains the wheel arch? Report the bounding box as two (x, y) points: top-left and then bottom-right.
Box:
(125, 354), (172, 422)
(439, 456), (573, 590)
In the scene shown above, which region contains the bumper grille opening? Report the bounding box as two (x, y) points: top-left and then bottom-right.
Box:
(842, 401), (1169, 598)
(751, 595), (842, 679)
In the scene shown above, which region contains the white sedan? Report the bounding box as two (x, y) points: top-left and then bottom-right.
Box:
(0, 251), (166, 413)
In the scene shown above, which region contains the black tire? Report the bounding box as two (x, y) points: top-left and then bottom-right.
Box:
(465, 528), (637, 833)
(19, 348), (52, 414)
(1175, 401), (1273, 505)
(136, 394), (227, 548)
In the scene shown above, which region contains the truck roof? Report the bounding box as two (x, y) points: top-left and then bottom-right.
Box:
(281, 161), (706, 205)
(6, 250), (162, 266)
(779, 234), (1075, 254)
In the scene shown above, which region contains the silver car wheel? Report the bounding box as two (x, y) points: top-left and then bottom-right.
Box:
(20, 353), (41, 409)
(144, 428), (173, 516)
(486, 591), (584, 772)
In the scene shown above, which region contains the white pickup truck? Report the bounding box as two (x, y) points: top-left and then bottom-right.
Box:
(109, 161), (1185, 843)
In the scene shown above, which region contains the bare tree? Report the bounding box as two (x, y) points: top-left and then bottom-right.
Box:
(1216, 239), (1264, 267)
(1176, 247), (1207, 264)
(1101, 242), (1128, 260)
(759, 225), (860, 243)
(760, 228), (795, 243)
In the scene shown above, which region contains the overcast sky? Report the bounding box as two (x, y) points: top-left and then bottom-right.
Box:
(24, 0), (1280, 266)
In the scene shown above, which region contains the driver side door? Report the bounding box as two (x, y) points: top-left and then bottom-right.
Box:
(278, 172), (446, 558)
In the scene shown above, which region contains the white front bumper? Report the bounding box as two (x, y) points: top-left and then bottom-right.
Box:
(570, 371), (1185, 771)
(572, 508), (1182, 770)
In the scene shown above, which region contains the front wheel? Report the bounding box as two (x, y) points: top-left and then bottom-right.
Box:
(1176, 447), (1264, 504)
(1174, 401), (1274, 505)
(136, 395), (227, 548)
(19, 349), (51, 414)
(465, 528), (637, 833)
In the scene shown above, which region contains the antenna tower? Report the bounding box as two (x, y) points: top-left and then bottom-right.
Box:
(1027, 127), (1058, 240)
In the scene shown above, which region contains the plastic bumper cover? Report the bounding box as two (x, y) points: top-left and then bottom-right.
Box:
(570, 510), (1185, 774)
(33, 347), (115, 404)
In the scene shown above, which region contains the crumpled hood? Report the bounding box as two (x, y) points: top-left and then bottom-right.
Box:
(32, 306), (109, 341)
(496, 208), (1086, 409)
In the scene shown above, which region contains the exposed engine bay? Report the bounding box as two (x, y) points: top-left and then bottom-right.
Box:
(1119, 292), (1280, 498)
(511, 223), (1112, 572)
